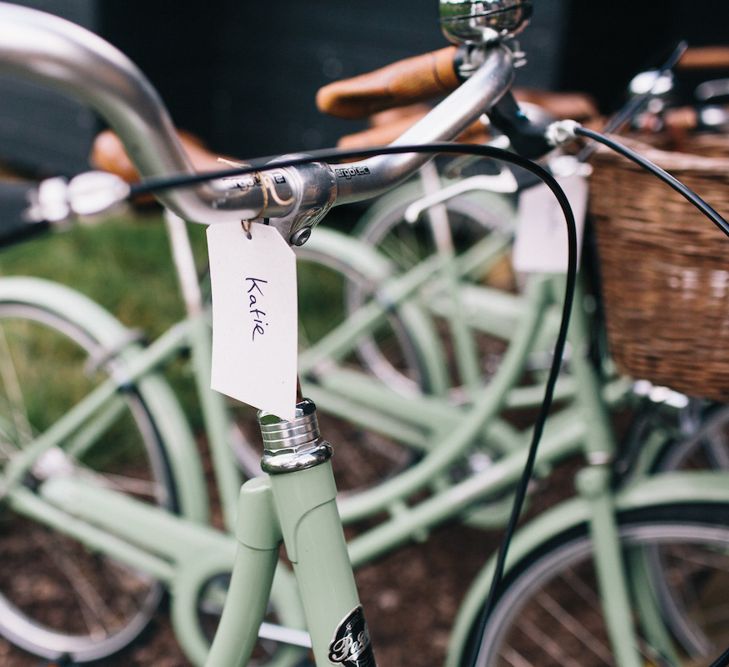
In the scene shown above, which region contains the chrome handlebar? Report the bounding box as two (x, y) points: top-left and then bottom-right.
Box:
(0, 3), (275, 224)
(334, 46), (513, 205)
(0, 3), (514, 241)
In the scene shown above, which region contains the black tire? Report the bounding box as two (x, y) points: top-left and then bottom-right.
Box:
(466, 503), (729, 666)
(0, 302), (176, 662)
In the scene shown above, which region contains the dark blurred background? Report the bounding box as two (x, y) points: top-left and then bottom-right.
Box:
(0, 0), (728, 175)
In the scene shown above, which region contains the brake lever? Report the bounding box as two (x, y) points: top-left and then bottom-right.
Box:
(486, 91), (553, 159)
(404, 170), (519, 224)
(695, 78), (729, 104)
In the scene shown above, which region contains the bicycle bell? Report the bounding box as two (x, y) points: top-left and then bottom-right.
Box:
(439, 0), (533, 44)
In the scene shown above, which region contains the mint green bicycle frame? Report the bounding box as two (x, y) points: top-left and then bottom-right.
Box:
(1, 3), (727, 664)
(4, 205), (729, 665)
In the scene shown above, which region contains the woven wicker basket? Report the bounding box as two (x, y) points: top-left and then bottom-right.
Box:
(590, 134), (729, 402)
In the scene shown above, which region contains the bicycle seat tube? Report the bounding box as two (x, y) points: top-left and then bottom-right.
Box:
(0, 3), (513, 240)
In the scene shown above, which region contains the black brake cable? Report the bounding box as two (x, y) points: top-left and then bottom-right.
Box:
(574, 126), (729, 238)
(710, 645), (729, 667)
(128, 141), (578, 667)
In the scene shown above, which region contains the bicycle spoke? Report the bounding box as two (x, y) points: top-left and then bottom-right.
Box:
(298, 317), (312, 350)
(665, 548), (729, 576)
(103, 559), (152, 602)
(501, 647), (535, 667)
(515, 615), (588, 667)
(562, 567), (602, 609)
(0, 323), (33, 447)
(34, 529), (118, 638)
(78, 468), (162, 500)
(535, 590), (612, 664)
(379, 225), (424, 269)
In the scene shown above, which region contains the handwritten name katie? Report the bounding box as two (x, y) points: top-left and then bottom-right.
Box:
(246, 277), (269, 341)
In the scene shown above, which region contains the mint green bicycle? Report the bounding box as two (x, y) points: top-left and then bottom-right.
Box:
(2, 2), (729, 667)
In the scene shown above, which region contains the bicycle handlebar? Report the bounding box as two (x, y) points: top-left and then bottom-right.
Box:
(316, 46), (461, 119)
(0, 3), (513, 241)
(332, 46), (512, 204)
(0, 3), (270, 224)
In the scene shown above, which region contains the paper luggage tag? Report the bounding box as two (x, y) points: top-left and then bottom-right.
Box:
(207, 222), (297, 421)
(512, 172), (588, 274)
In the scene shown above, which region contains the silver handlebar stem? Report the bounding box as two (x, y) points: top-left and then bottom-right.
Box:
(334, 45), (514, 205)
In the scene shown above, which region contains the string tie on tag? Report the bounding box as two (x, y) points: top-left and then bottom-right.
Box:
(241, 219), (253, 240)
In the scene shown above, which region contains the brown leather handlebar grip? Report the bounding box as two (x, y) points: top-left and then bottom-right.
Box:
(316, 46), (460, 119)
(663, 106), (699, 131)
(335, 89), (599, 149)
(337, 105), (430, 148)
(90, 129), (223, 183)
(678, 46), (729, 70)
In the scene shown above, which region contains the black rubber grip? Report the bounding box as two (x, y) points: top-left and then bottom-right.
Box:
(0, 181), (48, 248)
(487, 92), (552, 160)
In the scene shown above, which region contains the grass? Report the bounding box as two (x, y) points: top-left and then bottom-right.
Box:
(0, 211), (206, 337)
(0, 211), (210, 443)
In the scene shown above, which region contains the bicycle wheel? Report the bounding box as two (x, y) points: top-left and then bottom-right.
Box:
(0, 300), (175, 662)
(354, 183), (518, 400)
(467, 504), (729, 666)
(639, 406), (729, 658)
(655, 404), (729, 473)
(298, 239), (431, 391)
(357, 186), (514, 274)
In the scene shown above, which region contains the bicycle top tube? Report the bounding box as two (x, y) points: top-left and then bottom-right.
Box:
(0, 2), (514, 236)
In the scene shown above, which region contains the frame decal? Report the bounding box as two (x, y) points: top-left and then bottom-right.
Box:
(328, 605), (376, 666)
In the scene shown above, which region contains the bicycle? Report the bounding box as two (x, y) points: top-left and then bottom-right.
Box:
(2, 2), (729, 666)
(311, 35), (729, 665)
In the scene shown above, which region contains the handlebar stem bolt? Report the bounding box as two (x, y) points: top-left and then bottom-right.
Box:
(290, 227), (312, 246)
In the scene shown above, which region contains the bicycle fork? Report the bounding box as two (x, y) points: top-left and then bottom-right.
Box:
(206, 399), (377, 667)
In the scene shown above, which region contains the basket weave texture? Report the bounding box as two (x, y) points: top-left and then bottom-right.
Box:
(590, 134), (729, 401)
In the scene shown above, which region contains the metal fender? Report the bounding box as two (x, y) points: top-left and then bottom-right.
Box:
(446, 471), (729, 666)
(0, 275), (209, 522)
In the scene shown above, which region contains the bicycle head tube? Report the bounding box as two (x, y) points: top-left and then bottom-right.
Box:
(259, 399), (333, 474)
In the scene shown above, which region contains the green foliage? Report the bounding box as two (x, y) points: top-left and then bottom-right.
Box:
(0, 213), (207, 337)
(0, 213), (208, 431)
(0, 212), (347, 436)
